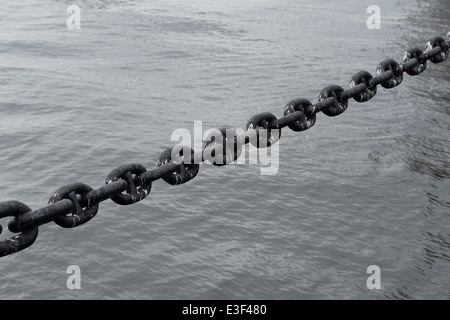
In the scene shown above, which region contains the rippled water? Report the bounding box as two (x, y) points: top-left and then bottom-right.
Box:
(1, 0), (449, 300)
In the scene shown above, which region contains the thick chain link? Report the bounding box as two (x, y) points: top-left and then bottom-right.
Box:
(1, 32), (449, 258)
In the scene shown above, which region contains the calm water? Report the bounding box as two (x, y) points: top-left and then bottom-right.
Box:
(0, 0), (449, 300)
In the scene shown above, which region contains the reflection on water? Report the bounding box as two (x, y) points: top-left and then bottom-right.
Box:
(402, 134), (450, 179)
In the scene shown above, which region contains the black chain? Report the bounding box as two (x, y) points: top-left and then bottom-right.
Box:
(1, 32), (449, 258)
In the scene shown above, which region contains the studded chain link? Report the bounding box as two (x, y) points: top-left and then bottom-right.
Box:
(1, 32), (449, 257)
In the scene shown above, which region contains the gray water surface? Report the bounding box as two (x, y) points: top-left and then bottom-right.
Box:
(1, 0), (449, 299)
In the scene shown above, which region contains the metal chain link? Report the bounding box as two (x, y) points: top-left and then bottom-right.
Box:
(1, 32), (449, 258)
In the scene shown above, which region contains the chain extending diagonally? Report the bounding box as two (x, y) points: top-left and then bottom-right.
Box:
(1, 32), (449, 258)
